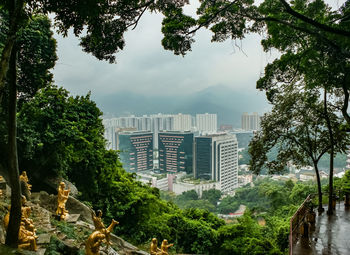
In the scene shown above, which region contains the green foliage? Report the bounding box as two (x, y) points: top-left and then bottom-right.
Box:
(51, 219), (77, 240)
(201, 189), (222, 206)
(217, 196), (240, 214)
(217, 212), (281, 255)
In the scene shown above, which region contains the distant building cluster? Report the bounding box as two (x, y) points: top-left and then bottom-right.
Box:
(103, 114), (238, 194)
(103, 113), (217, 150)
(241, 112), (261, 131)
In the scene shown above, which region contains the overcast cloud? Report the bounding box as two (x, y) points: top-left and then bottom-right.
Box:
(51, 0), (344, 116)
(52, 2), (275, 95)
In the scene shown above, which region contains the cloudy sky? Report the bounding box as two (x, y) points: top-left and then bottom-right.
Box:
(51, 0), (344, 117)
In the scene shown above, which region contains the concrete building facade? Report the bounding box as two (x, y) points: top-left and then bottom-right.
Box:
(194, 133), (238, 193)
(241, 112), (260, 131)
(118, 131), (153, 172)
(158, 131), (194, 174)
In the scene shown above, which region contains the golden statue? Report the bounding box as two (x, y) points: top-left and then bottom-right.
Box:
(91, 209), (118, 246)
(3, 205), (10, 230)
(56, 182), (70, 220)
(20, 171), (32, 191)
(160, 239), (173, 255)
(150, 238), (161, 255)
(4, 196), (32, 231)
(85, 231), (106, 255)
(18, 222), (37, 251)
(22, 206), (36, 233)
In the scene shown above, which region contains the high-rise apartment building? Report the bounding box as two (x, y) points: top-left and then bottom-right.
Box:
(194, 133), (238, 193)
(241, 112), (260, 131)
(196, 113), (217, 134)
(118, 131), (153, 172)
(173, 113), (192, 131)
(158, 131), (194, 174)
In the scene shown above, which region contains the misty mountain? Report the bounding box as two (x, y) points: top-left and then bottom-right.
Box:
(94, 85), (270, 127)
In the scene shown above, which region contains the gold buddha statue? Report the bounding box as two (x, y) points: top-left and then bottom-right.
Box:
(91, 209), (118, 246)
(18, 221), (37, 251)
(160, 239), (173, 255)
(20, 171), (32, 191)
(150, 238), (161, 255)
(85, 230), (106, 255)
(56, 182), (70, 220)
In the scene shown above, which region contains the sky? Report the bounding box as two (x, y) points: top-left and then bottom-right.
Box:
(51, 0), (345, 117)
(52, 2), (273, 94)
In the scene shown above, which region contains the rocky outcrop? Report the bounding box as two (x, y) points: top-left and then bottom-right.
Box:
(28, 191), (150, 255)
(31, 191), (93, 224)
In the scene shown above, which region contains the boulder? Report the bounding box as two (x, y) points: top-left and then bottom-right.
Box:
(32, 191), (93, 224)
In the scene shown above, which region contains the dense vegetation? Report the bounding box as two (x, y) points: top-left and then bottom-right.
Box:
(13, 83), (301, 254)
(2, 0), (350, 250)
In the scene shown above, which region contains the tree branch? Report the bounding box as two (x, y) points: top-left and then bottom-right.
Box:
(279, 0), (350, 37)
(186, 0), (239, 35)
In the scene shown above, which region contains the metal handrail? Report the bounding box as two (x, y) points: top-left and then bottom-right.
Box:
(289, 194), (314, 255)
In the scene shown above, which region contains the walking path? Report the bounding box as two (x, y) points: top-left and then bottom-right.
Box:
(293, 203), (350, 255)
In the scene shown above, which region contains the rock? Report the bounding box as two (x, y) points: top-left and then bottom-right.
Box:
(37, 248), (46, 255)
(66, 214), (80, 223)
(42, 177), (79, 198)
(32, 191), (93, 224)
(28, 202), (52, 232)
(109, 234), (149, 255)
(102, 246), (120, 255)
(33, 191), (57, 213)
(75, 220), (94, 230)
(45, 236), (80, 255)
(66, 196), (93, 224)
(37, 233), (51, 244)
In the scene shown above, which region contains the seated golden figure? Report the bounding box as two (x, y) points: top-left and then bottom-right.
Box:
(18, 222), (37, 251)
(160, 239), (173, 255)
(91, 209), (118, 246)
(56, 182), (70, 220)
(4, 196), (31, 231)
(20, 171), (32, 191)
(150, 238), (161, 255)
(22, 206), (36, 233)
(85, 230), (106, 255)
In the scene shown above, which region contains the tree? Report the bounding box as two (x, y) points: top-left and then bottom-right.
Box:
(0, 11), (57, 246)
(201, 189), (222, 206)
(0, 0), (189, 246)
(159, 0), (350, 214)
(249, 84), (349, 212)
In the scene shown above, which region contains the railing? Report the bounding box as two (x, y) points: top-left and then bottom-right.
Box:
(289, 194), (314, 255)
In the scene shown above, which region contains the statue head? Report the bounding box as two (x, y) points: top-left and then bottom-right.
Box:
(22, 171), (27, 176)
(96, 210), (102, 217)
(162, 239), (168, 245)
(152, 238), (157, 244)
(59, 182), (65, 188)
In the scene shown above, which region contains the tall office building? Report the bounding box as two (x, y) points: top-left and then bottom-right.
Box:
(194, 133), (238, 193)
(158, 131), (194, 173)
(118, 131), (153, 172)
(196, 113), (217, 134)
(241, 112), (260, 131)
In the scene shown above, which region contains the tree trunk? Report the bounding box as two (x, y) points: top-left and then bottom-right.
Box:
(323, 90), (334, 215)
(5, 44), (21, 247)
(313, 161), (324, 213)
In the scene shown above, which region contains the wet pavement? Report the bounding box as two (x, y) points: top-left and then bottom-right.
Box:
(293, 203), (350, 255)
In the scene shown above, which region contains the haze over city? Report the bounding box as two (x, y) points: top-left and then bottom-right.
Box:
(52, 1), (275, 124)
